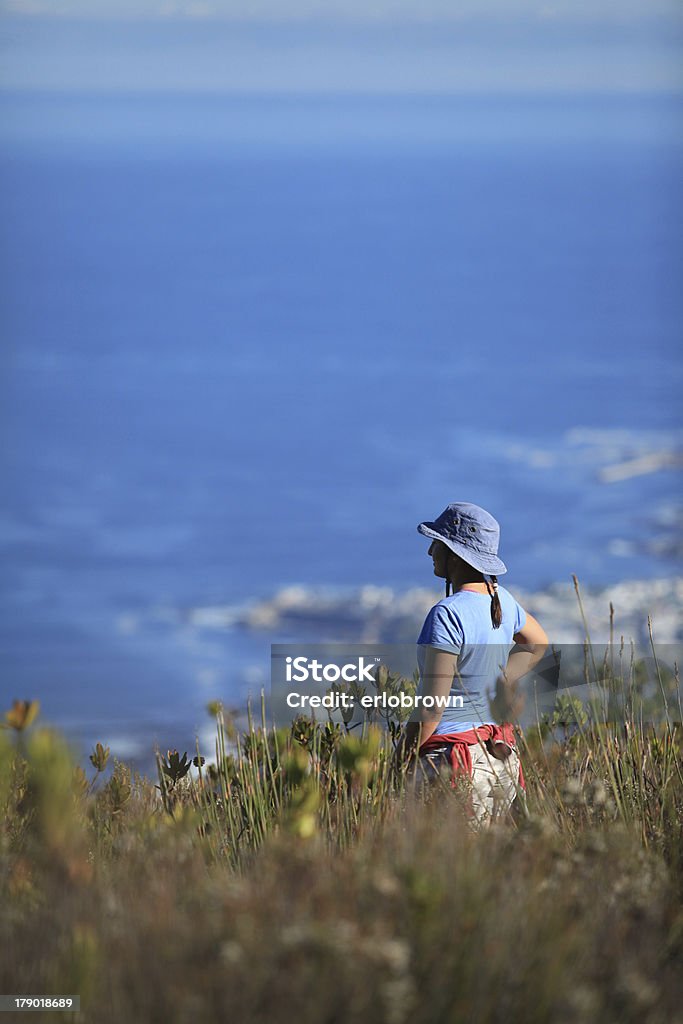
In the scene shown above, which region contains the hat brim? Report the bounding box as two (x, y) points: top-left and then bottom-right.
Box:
(417, 522), (507, 575)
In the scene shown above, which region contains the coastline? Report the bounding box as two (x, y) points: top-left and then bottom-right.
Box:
(17, 575), (681, 772)
(190, 575), (683, 647)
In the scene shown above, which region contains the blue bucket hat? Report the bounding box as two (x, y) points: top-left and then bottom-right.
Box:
(417, 502), (507, 576)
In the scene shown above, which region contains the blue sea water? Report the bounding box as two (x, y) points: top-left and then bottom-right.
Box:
(1, 92), (681, 761)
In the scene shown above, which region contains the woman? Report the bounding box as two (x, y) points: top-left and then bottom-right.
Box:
(398, 502), (548, 826)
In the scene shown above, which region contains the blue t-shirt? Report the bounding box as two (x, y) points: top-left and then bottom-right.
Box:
(416, 587), (527, 735)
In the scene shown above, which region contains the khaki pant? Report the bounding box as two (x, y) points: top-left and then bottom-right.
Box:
(419, 741), (522, 828)
(468, 742), (521, 827)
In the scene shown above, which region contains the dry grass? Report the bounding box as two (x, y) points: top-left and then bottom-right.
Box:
(1, 631), (682, 1024)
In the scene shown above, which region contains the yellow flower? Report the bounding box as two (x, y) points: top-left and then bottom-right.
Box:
(4, 699), (40, 731)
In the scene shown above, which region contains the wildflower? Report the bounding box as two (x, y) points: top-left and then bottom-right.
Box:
(72, 765), (89, 797)
(338, 728), (382, 781)
(291, 715), (315, 750)
(161, 749), (192, 786)
(320, 721), (342, 760)
(89, 742), (110, 773)
(107, 770), (132, 813)
(285, 784), (320, 839)
(3, 699), (40, 731)
(283, 748), (309, 786)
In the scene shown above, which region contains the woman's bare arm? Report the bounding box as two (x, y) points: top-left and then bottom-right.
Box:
(507, 612), (549, 682)
(490, 612), (548, 721)
(395, 647), (457, 760)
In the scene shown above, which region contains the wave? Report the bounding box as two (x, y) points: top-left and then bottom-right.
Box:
(186, 577), (683, 646)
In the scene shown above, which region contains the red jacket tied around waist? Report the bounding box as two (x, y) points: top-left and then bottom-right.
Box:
(419, 723), (525, 790)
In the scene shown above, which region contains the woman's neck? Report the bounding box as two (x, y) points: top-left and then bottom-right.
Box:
(455, 582), (490, 594)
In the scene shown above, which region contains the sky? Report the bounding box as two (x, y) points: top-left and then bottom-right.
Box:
(0, 0), (682, 94)
(0, 0), (681, 19)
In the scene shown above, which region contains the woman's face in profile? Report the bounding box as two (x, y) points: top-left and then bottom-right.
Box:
(427, 540), (451, 579)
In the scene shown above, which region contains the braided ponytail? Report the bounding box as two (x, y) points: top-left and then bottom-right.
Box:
(486, 574), (502, 629)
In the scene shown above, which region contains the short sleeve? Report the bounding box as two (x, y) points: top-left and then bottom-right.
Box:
(514, 601), (527, 634)
(417, 602), (464, 654)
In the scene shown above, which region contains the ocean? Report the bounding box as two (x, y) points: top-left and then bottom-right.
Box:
(1, 92), (681, 763)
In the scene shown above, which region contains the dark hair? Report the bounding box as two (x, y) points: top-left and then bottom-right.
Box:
(486, 575), (502, 629)
(444, 552), (502, 628)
